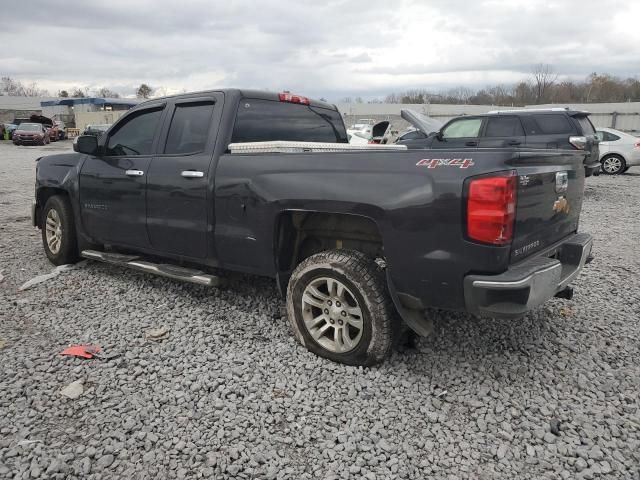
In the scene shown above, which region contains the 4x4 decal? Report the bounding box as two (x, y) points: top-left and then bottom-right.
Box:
(416, 158), (474, 169)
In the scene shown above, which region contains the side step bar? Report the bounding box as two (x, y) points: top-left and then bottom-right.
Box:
(80, 250), (224, 287)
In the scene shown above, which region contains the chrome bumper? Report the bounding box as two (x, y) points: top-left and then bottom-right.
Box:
(464, 233), (593, 318)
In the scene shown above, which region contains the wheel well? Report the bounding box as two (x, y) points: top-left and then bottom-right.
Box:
(276, 212), (383, 275)
(35, 187), (69, 227)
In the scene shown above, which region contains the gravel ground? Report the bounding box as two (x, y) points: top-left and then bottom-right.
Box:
(1, 140), (639, 480)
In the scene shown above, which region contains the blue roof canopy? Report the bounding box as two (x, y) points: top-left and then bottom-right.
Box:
(41, 97), (140, 107)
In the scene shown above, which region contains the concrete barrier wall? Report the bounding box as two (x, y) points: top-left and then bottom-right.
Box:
(338, 102), (640, 134)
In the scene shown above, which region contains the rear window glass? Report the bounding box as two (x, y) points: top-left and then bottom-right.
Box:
(527, 114), (574, 134)
(442, 118), (482, 138)
(484, 116), (524, 137)
(231, 99), (348, 144)
(575, 116), (595, 135)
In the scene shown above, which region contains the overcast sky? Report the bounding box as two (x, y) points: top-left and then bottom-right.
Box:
(2, 0), (639, 100)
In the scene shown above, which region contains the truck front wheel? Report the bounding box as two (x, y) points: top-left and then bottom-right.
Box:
(286, 249), (395, 366)
(41, 195), (79, 265)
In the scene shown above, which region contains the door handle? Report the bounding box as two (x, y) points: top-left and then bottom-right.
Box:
(507, 140), (521, 146)
(465, 141), (478, 147)
(181, 170), (204, 178)
(125, 169), (144, 177)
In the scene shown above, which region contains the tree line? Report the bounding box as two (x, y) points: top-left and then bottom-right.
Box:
(0, 77), (155, 99)
(350, 66), (640, 106)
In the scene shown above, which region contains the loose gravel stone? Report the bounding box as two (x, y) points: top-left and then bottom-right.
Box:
(1, 142), (640, 479)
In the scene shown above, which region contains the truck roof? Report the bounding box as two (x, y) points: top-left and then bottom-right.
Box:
(137, 88), (338, 111)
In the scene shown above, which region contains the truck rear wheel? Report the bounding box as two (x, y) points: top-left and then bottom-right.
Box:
(286, 249), (395, 366)
(41, 195), (79, 265)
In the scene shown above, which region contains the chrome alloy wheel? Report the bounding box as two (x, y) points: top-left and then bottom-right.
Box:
(301, 276), (364, 353)
(45, 208), (63, 254)
(603, 156), (623, 174)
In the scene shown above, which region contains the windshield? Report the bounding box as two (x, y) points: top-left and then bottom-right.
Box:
(18, 123), (41, 132)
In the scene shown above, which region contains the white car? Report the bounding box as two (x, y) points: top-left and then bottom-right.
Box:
(596, 127), (640, 175)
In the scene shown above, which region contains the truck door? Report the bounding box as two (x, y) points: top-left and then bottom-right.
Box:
(79, 105), (165, 248)
(145, 95), (222, 258)
(478, 115), (526, 148)
(430, 117), (483, 149)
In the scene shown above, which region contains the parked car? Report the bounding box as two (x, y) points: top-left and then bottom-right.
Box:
(32, 89), (593, 366)
(595, 127), (640, 174)
(55, 121), (67, 140)
(82, 124), (111, 136)
(3, 123), (18, 140)
(397, 108), (600, 176)
(13, 123), (50, 145)
(348, 120), (391, 145)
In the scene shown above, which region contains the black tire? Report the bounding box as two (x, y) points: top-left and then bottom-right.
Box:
(286, 249), (396, 366)
(623, 166), (631, 173)
(41, 195), (79, 265)
(600, 154), (626, 175)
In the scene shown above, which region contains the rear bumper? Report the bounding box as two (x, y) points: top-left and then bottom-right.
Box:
(464, 233), (593, 318)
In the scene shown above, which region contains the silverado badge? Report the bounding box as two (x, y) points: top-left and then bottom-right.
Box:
(553, 196), (570, 214)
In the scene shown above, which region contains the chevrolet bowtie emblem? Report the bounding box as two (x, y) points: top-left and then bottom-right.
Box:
(553, 196), (570, 214)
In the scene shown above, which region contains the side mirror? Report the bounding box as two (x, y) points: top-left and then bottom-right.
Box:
(436, 131), (444, 141)
(74, 135), (99, 155)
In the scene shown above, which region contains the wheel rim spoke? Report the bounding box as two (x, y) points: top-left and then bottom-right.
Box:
(45, 209), (62, 254)
(300, 276), (365, 354)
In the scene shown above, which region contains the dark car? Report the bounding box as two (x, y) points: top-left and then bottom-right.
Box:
(397, 108), (600, 175)
(82, 124), (111, 136)
(13, 123), (50, 145)
(31, 89), (593, 366)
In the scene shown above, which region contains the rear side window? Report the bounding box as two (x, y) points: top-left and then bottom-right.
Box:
(484, 116), (524, 137)
(574, 116), (595, 135)
(164, 101), (215, 154)
(442, 118), (483, 138)
(231, 99), (348, 143)
(599, 131), (620, 142)
(525, 114), (574, 135)
(105, 107), (163, 156)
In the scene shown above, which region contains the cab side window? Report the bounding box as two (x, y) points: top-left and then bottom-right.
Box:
(442, 118), (483, 139)
(484, 116), (524, 137)
(164, 102), (215, 155)
(105, 107), (164, 156)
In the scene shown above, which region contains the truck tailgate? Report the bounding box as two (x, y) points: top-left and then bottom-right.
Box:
(510, 151), (585, 263)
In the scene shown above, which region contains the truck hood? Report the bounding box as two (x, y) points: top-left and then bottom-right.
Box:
(400, 109), (443, 136)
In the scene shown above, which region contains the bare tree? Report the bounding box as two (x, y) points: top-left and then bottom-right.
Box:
(1, 76), (25, 96)
(70, 87), (88, 98)
(22, 82), (49, 97)
(136, 83), (153, 99)
(531, 64), (558, 104)
(95, 87), (120, 98)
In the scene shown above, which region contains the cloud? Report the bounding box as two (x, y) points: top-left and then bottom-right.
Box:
(1, 0), (638, 100)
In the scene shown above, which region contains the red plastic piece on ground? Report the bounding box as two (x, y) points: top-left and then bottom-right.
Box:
(60, 345), (102, 359)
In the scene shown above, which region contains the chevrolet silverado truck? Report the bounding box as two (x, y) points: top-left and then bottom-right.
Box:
(32, 89), (594, 366)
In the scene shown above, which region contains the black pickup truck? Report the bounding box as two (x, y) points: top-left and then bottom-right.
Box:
(32, 89), (593, 366)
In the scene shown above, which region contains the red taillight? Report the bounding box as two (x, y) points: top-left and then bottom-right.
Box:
(634, 141), (640, 150)
(466, 172), (517, 245)
(278, 92), (310, 105)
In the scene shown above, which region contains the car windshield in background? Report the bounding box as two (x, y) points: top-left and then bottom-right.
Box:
(18, 123), (41, 132)
(231, 99), (348, 143)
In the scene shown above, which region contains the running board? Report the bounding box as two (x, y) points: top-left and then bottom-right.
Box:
(80, 250), (224, 287)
